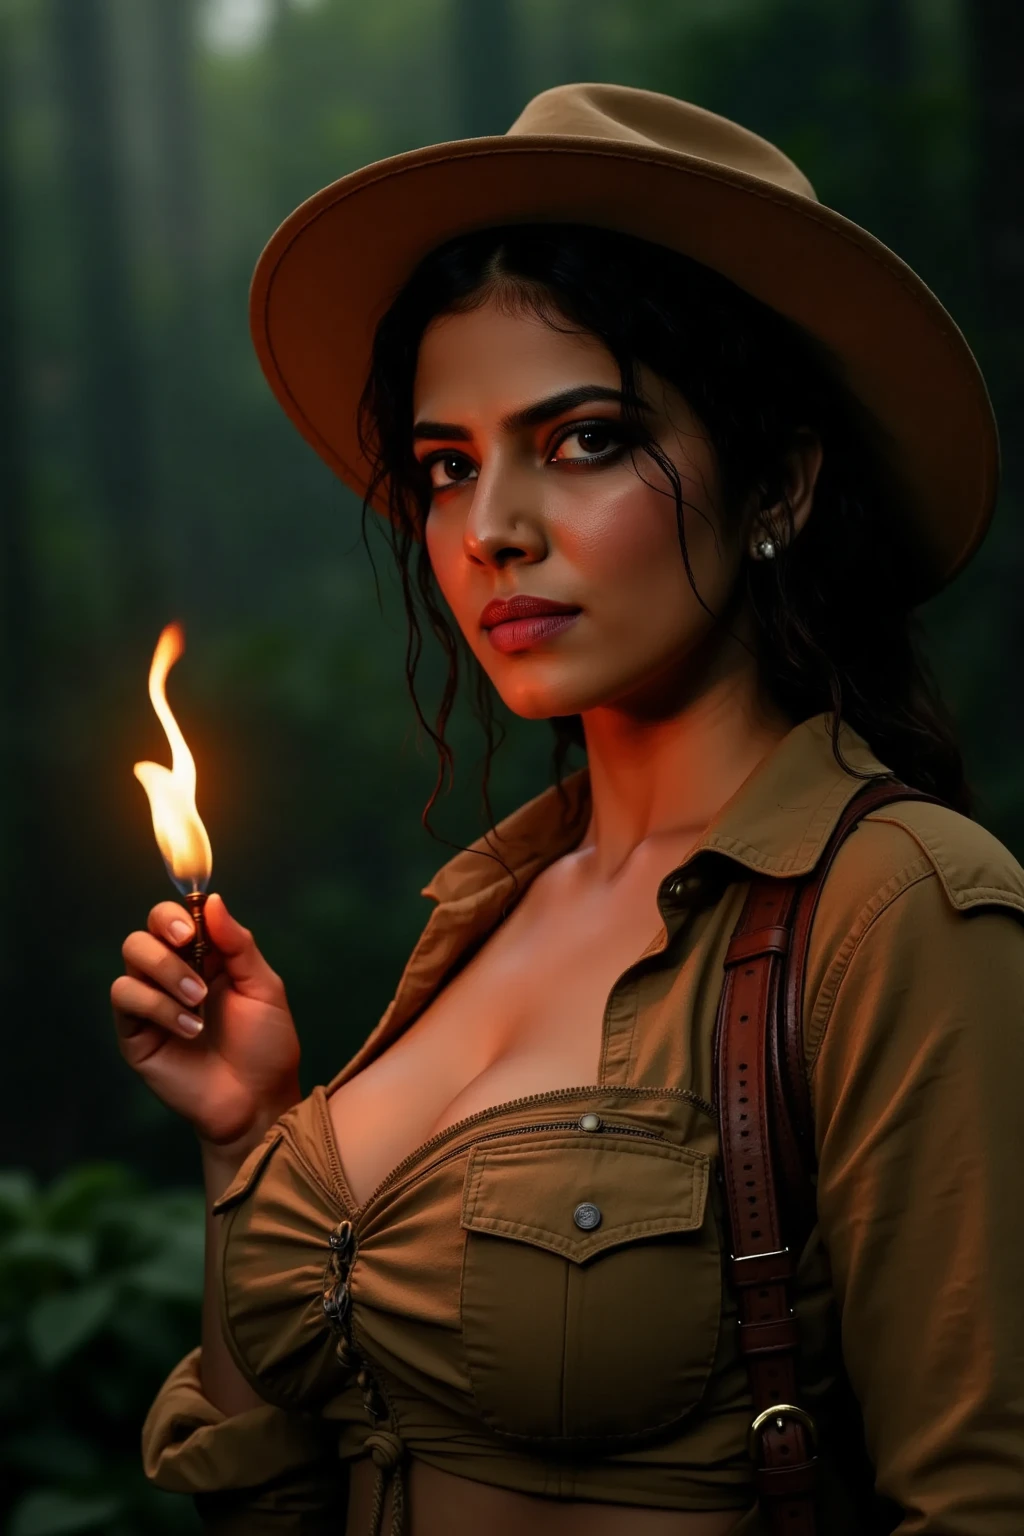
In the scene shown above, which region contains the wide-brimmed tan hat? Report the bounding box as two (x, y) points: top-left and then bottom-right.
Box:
(250, 81), (998, 598)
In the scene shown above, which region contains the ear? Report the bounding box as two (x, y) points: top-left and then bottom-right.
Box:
(749, 428), (823, 556)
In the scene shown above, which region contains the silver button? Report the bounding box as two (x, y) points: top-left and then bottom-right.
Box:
(573, 1201), (602, 1231)
(578, 1113), (602, 1132)
(667, 874), (700, 899)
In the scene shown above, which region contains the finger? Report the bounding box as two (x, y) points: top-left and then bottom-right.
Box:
(121, 930), (209, 1011)
(143, 900), (224, 983)
(111, 974), (204, 1047)
(203, 892), (286, 1004)
(144, 898), (225, 986)
(111, 1006), (166, 1070)
(147, 900), (198, 949)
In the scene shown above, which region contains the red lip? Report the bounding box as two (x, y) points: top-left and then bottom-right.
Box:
(480, 595), (581, 629)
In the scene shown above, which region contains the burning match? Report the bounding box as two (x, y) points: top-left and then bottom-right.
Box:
(133, 623), (213, 1006)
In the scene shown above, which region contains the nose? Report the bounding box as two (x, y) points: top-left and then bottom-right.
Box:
(462, 459), (547, 569)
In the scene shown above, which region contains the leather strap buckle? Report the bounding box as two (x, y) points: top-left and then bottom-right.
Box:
(747, 1403), (818, 1461)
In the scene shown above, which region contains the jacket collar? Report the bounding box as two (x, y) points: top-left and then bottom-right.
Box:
(421, 712), (891, 906)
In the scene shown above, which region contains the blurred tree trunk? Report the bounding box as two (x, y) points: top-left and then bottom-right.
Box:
(0, 17), (44, 1093)
(0, 21), (34, 832)
(863, 0), (912, 93)
(148, 0), (213, 577)
(451, 0), (523, 136)
(970, 0), (1024, 796)
(49, 0), (161, 641)
(971, 0), (1024, 489)
(860, 0), (915, 253)
(151, 0), (204, 310)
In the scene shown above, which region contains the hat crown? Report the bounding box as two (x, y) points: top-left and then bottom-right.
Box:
(251, 81), (998, 595)
(507, 82), (818, 204)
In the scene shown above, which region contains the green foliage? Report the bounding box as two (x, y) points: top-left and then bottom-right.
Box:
(1, 0), (1022, 1515)
(0, 0), (1018, 1194)
(0, 1164), (203, 1534)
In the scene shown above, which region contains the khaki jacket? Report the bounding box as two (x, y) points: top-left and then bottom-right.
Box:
(141, 714), (1024, 1533)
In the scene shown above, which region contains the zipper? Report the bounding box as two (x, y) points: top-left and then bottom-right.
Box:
(359, 1094), (700, 1214)
(473, 1118), (661, 1141)
(320, 1121), (672, 1405)
(399, 1116), (665, 1187)
(305, 1082), (714, 1220)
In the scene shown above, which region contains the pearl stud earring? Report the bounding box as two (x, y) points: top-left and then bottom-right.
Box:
(752, 535), (777, 560)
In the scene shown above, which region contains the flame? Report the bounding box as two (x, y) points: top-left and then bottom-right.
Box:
(133, 622), (213, 894)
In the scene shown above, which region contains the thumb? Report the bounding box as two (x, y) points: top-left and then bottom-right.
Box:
(203, 891), (285, 1004)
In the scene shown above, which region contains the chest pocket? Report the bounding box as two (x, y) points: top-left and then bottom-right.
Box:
(459, 1130), (720, 1446)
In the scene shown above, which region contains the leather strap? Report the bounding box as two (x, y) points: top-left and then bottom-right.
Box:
(775, 779), (945, 1237)
(715, 775), (946, 1532)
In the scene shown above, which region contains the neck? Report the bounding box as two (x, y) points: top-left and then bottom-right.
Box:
(576, 654), (793, 884)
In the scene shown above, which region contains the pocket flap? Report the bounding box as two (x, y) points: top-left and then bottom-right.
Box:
(461, 1133), (709, 1263)
(211, 1126), (285, 1215)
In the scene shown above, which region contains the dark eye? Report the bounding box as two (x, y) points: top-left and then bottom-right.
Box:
(422, 452), (476, 491)
(552, 423), (626, 463)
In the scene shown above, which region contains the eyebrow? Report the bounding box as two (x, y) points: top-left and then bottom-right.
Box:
(412, 384), (650, 443)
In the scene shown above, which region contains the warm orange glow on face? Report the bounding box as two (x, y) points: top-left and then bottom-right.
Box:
(133, 622), (213, 894)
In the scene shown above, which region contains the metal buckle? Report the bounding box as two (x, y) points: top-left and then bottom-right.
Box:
(747, 1403), (818, 1461)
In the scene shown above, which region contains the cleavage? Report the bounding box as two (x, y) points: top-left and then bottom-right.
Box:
(326, 872), (665, 1209)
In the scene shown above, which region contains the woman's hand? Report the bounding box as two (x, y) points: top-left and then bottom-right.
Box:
(111, 892), (302, 1152)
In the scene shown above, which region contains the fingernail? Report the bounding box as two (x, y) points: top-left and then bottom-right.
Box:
(178, 1013), (203, 1036)
(179, 977), (207, 1003)
(170, 919), (193, 943)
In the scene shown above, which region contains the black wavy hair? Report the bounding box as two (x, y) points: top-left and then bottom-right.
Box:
(355, 222), (970, 830)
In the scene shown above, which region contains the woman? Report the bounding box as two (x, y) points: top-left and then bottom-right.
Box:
(116, 86), (1024, 1534)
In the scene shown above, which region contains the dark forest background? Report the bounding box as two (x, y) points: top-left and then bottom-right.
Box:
(1, 0), (1022, 1530)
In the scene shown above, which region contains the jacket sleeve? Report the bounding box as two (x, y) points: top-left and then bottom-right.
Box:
(141, 1345), (346, 1535)
(808, 859), (1024, 1533)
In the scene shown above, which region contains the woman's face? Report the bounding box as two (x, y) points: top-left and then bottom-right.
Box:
(412, 292), (763, 724)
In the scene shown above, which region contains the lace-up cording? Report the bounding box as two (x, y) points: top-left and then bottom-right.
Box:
(322, 1219), (357, 1370)
(323, 1219), (408, 1534)
(365, 1429), (406, 1536)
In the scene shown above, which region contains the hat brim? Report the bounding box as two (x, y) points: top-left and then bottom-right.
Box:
(250, 134), (999, 600)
